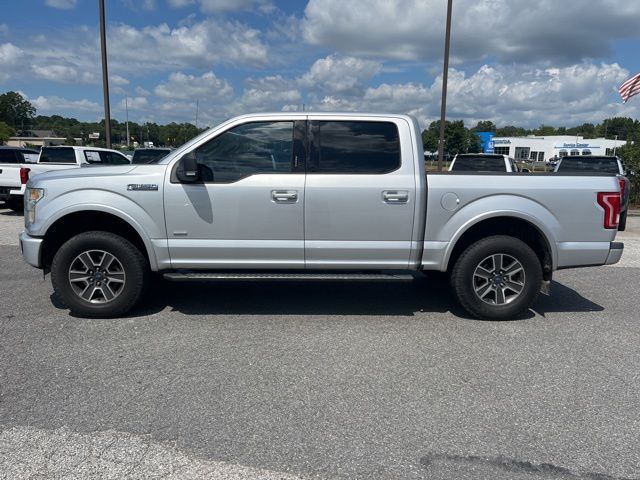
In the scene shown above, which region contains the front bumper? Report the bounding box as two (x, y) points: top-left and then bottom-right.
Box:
(604, 242), (624, 265)
(19, 231), (43, 268)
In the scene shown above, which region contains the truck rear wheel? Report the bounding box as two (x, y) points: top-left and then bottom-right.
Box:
(450, 235), (542, 320)
(51, 231), (147, 318)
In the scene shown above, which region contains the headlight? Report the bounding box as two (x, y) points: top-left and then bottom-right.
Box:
(25, 187), (45, 224)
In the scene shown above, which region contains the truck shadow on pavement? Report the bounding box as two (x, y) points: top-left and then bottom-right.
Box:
(110, 274), (603, 320)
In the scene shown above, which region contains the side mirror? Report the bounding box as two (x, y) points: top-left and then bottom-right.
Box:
(176, 152), (200, 183)
(627, 170), (636, 178)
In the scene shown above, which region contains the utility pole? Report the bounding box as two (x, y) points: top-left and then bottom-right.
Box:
(125, 96), (130, 148)
(99, 0), (111, 148)
(437, 0), (453, 172)
(195, 99), (199, 128)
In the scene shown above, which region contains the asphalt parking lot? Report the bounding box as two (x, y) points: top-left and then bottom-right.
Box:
(1, 206), (639, 480)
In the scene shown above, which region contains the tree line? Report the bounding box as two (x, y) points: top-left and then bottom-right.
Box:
(0, 91), (205, 147)
(1, 90), (639, 170)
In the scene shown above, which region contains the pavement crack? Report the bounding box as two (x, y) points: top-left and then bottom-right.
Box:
(420, 452), (639, 480)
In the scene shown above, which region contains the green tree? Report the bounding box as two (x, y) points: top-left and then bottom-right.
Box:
(470, 121), (496, 132)
(534, 124), (556, 136)
(0, 121), (14, 143)
(496, 125), (529, 137)
(0, 91), (36, 129)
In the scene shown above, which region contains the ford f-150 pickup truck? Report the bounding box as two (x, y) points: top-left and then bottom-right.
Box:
(19, 113), (624, 320)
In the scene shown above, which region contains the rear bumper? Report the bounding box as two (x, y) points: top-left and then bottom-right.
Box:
(604, 242), (624, 265)
(19, 231), (43, 268)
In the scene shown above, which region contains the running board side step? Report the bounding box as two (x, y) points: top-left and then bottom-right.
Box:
(163, 272), (415, 282)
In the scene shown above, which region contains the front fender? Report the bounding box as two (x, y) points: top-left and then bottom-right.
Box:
(28, 189), (167, 271)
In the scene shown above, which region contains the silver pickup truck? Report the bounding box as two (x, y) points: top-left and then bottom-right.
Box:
(19, 113), (624, 320)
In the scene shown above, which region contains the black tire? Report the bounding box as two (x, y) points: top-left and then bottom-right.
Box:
(450, 235), (542, 320)
(6, 196), (23, 213)
(51, 231), (147, 318)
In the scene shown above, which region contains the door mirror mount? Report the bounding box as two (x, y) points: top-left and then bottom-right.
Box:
(176, 152), (200, 183)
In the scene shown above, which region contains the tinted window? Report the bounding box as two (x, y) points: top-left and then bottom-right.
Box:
(556, 156), (620, 174)
(102, 151), (130, 165)
(132, 149), (171, 164)
(0, 149), (18, 163)
(193, 121), (293, 183)
(39, 148), (76, 163)
(315, 121), (400, 174)
(451, 155), (506, 172)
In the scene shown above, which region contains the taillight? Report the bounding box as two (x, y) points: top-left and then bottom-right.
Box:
(20, 167), (30, 184)
(597, 192), (621, 229)
(618, 177), (626, 196)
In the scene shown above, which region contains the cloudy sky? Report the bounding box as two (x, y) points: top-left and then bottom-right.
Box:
(2, 0), (640, 128)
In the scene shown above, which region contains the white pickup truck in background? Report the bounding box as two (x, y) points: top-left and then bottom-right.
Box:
(0, 146), (131, 212)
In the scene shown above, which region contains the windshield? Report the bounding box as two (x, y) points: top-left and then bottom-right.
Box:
(132, 149), (171, 164)
(556, 156), (620, 174)
(451, 155), (505, 172)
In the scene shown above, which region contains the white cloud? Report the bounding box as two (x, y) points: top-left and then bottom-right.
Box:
(110, 74), (130, 86)
(302, 0), (640, 65)
(167, 0), (194, 6)
(31, 65), (96, 84)
(154, 71), (234, 101)
(168, 0), (274, 13)
(300, 62), (638, 129)
(107, 19), (269, 70)
(30, 95), (101, 114)
(0, 43), (24, 75)
(298, 54), (382, 95)
(230, 75), (301, 114)
(45, 0), (78, 9)
(119, 97), (149, 109)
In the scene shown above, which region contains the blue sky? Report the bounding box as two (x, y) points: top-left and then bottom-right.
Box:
(2, 0), (640, 128)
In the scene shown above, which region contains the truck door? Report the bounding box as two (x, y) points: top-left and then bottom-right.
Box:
(164, 119), (307, 269)
(304, 118), (416, 269)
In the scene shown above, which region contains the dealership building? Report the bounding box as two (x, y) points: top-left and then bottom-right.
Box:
(481, 134), (627, 162)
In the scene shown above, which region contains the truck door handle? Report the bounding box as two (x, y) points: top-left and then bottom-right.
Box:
(383, 190), (409, 203)
(272, 190), (298, 202)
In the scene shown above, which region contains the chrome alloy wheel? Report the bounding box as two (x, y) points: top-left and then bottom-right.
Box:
(68, 250), (126, 304)
(472, 253), (526, 305)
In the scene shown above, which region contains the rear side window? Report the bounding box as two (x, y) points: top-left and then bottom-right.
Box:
(40, 148), (76, 163)
(0, 150), (18, 163)
(313, 121), (400, 174)
(451, 156), (506, 172)
(556, 157), (620, 174)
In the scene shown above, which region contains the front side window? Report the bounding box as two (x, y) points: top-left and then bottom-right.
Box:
(313, 121), (400, 174)
(193, 121), (294, 183)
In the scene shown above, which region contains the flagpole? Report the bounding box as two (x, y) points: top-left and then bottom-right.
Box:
(437, 0), (453, 173)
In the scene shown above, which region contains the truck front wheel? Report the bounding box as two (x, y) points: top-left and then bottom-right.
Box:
(450, 235), (542, 320)
(51, 231), (147, 318)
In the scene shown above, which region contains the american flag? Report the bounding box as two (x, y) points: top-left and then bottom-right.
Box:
(619, 72), (640, 103)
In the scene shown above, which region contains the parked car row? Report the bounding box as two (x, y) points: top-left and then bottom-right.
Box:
(441, 153), (632, 231)
(0, 145), (173, 212)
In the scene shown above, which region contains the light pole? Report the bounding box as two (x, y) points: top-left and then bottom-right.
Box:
(125, 95), (130, 148)
(437, 0), (453, 172)
(99, 0), (111, 148)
